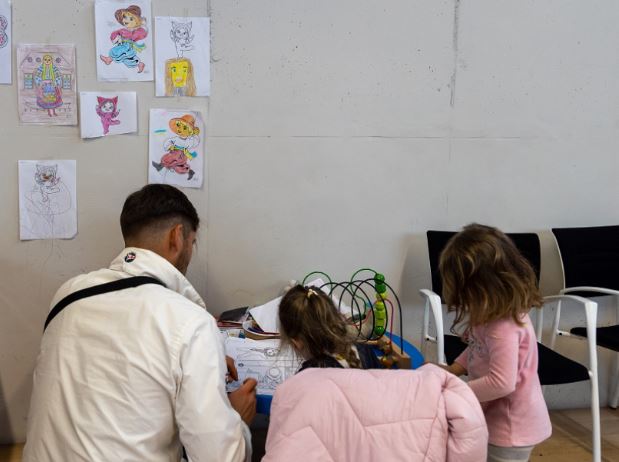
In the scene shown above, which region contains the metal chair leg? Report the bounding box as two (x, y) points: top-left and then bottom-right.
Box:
(610, 352), (619, 409)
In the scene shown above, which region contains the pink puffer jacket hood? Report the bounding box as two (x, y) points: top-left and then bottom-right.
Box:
(263, 365), (488, 462)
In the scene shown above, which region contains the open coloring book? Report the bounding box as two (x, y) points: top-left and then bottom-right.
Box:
(224, 337), (302, 395)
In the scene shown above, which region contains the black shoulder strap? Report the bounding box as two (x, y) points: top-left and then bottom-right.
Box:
(44, 276), (165, 332)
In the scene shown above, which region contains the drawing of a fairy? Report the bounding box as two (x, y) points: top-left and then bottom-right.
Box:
(151, 114), (199, 180)
(34, 54), (63, 117)
(95, 96), (121, 135)
(99, 5), (147, 73)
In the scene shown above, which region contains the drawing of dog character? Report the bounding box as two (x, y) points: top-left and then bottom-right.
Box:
(151, 114), (200, 180)
(99, 5), (147, 73)
(95, 96), (121, 135)
(170, 20), (194, 57)
(34, 164), (60, 203)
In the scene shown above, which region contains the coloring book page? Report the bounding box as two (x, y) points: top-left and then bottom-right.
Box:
(148, 108), (204, 189)
(154, 16), (210, 97)
(95, 0), (154, 82)
(224, 338), (303, 396)
(19, 160), (77, 240)
(0, 0), (11, 84)
(80, 91), (137, 138)
(17, 44), (77, 125)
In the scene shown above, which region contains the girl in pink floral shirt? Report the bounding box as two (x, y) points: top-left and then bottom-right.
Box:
(440, 224), (551, 462)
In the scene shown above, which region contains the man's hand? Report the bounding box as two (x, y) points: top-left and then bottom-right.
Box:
(228, 379), (257, 425)
(225, 356), (238, 382)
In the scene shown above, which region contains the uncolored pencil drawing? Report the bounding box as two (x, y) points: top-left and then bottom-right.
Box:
(19, 161), (77, 240)
(224, 338), (302, 395)
(170, 20), (194, 57)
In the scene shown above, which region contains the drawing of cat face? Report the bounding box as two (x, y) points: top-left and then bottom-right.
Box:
(35, 164), (58, 185)
(171, 21), (192, 41)
(97, 96), (118, 113)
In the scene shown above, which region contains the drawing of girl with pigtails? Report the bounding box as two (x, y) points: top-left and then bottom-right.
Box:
(99, 5), (148, 73)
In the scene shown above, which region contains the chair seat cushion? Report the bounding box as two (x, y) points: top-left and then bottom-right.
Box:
(537, 343), (590, 385)
(571, 325), (619, 351)
(444, 334), (590, 385)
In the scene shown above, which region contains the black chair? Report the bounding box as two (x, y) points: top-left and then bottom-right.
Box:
(551, 225), (619, 408)
(420, 229), (601, 462)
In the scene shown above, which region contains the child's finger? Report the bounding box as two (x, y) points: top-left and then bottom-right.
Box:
(225, 355), (239, 381)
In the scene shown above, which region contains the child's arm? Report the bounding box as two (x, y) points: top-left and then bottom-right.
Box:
(438, 362), (467, 377)
(467, 323), (520, 402)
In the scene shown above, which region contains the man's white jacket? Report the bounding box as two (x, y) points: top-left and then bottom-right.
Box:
(23, 248), (251, 462)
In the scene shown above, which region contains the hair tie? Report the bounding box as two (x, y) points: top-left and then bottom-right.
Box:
(306, 288), (317, 299)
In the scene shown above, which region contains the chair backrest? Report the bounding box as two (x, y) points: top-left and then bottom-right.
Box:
(551, 225), (619, 291)
(427, 230), (541, 298)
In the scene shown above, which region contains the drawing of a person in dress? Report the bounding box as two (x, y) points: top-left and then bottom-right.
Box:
(34, 54), (63, 117)
(99, 5), (147, 73)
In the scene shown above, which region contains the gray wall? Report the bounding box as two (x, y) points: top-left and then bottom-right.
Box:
(1, 0), (618, 443)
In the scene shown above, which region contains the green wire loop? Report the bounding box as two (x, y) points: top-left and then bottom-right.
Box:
(301, 271), (333, 285)
(349, 268), (378, 283)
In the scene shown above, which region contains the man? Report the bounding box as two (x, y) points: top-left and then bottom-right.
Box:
(24, 184), (256, 461)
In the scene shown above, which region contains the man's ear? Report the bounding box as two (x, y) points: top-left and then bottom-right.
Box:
(167, 223), (185, 255)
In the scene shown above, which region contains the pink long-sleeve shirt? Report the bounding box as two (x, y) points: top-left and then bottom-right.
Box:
(454, 313), (552, 447)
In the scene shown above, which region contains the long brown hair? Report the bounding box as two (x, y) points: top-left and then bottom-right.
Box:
(279, 285), (361, 368)
(439, 224), (543, 333)
(165, 57), (196, 97)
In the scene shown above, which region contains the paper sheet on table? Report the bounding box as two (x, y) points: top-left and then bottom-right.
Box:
(248, 296), (281, 333)
(224, 337), (302, 395)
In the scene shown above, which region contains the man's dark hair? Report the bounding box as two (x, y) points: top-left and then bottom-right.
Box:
(120, 184), (199, 240)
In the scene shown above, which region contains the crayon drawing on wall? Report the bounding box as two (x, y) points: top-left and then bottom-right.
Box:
(95, 0), (153, 82)
(79, 91), (138, 139)
(148, 108), (204, 189)
(17, 44), (77, 125)
(19, 160), (77, 240)
(0, 0), (12, 84)
(154, 16), (210, 97)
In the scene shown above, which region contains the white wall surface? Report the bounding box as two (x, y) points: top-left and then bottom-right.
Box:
(1, 0), (618, 443)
